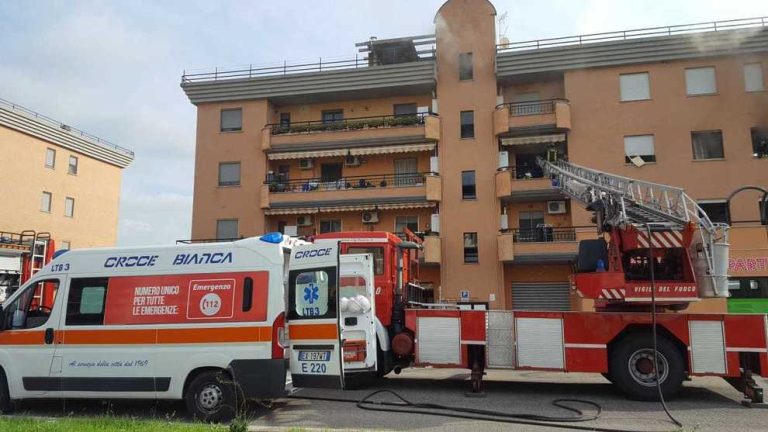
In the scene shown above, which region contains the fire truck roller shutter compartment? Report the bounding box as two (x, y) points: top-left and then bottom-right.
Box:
(511, 282), (571, 311)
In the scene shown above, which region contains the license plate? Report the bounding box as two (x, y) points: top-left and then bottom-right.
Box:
(298, 351), (331, 361)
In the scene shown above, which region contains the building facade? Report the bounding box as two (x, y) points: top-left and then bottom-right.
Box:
(182, 0), (768, 313)
(0, 98), (134, 249)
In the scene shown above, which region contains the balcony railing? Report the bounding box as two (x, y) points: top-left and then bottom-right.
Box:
(497, 16), (768, 53)
(506, 227), (577, 243)
(265, 172), (428, 193)
(498, 165), (546, 179)
(497, 99), (565, 117)
(267, 113), (429, 135)
(0, 98), (134, 157)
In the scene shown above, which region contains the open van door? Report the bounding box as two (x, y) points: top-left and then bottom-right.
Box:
(286, 243), (344, 388)
(338, 254), (377, 383)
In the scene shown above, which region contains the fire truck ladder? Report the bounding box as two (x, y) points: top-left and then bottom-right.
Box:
(537, 157), (730, 297)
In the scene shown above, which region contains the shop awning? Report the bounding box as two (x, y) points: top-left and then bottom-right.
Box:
(268, 143), (435, 160)
(264, 201), (435, 215)
(501, 134), (566, 146)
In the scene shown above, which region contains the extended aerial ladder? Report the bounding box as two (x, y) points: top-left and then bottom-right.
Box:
(537, 156), (730, 309)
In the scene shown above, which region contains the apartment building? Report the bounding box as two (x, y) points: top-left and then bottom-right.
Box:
(0, 98), (134, 248)
(182, 0), (768, 313)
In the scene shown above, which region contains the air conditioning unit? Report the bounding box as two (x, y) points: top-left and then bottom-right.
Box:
(299, 158), (313, 170)
(547, 200), (567, 214)
(345, 155), (361, 167)
(361, 211), (379, 224)
(297, 215), (313, 226)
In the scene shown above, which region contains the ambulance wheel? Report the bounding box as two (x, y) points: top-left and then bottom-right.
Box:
(0, 369), (12, 414)
(610, 335), (684, 401)
(185, 370), (237, 423)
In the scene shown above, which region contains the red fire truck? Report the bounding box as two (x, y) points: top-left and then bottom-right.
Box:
(286, 157), (767, 405)
(0, 230), (56, 303)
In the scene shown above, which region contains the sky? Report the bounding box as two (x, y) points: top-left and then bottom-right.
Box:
(1, 0), (766, 246)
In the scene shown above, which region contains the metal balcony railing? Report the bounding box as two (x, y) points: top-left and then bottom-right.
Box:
(497, 165), (546, 180)
(265, 172), (428, 193)
(182, 47), (436, 83)
(0, 98), (134, 157)
(497, 16), (768, 53)
(507, 227), (577, 243)
(267, 113), (429, 135)
(496, 99), (566, 117)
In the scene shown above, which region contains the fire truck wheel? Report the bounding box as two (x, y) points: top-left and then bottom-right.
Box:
(185, 370), (237, 423)
(0, 369), (12, 414)
(610, 335), (684, 401)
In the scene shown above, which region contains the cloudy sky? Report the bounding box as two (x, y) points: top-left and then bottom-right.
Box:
(1, 0), (765, 246)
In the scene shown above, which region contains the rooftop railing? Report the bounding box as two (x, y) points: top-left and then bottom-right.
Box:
(265, 172), (428, 193)
(182, 49), (435, 84)
(497, 16), (768, 53)
(268, 113), (429, 135)
(0, 98), (134, 157)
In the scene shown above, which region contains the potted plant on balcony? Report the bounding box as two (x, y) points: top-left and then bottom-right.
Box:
(366, 118), (384, 129)
(309, 123), (328, 133)
(347, 120), (365, 130)
(290, 123), (309, 133)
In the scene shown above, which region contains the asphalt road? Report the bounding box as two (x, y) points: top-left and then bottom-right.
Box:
(7, 369), (768, 431)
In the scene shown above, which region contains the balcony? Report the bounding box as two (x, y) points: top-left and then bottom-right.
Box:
(493, 99), (571, 136)
(498, 227), (579, 263)
(261, 172), (440, 210)
(495, 167), (563, 202)
(262, 113), (440, 151)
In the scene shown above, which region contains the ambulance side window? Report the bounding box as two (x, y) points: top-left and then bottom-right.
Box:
(66, 278), (108, 326)
(288, 267), (337, 320)
(3, 279), (60, 330)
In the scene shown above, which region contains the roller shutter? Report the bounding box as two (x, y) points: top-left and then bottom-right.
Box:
(511, 282), (570, 311)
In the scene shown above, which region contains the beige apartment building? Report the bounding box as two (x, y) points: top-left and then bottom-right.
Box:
(182, 0), (768, 313)
(0, 98), (134, 249)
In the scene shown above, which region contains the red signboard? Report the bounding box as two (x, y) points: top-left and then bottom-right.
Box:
(104, 272), (269, 325)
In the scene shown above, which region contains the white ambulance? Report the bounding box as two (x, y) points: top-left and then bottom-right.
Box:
(0, 233), (303, 422)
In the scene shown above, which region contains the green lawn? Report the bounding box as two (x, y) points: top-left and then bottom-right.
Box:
(0, 416), (227, 432)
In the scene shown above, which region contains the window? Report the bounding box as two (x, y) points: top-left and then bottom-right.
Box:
(624, 135), (656, 163)
(320, 163), (343, 182)
(218, 162), (241, 186)
(698, 201), (729, 224)
(728, 278), (768, 299)
(68, 156), (78, 175)
(463, 232), (478, 263)
(394, 103), (418, 116)
(394, 158), (419, 186)
(289, 269), (336, 319)
(685, 67), (717, 96)
(61, 241), (71, 250)
(220, 108), (242, 132)
(461, 170), (476, 199)
(460, 111), (474, 138)
(347, 247), (385, 275)
(744, 63), (764, 92)
(518, 211), (546, 241)
(64, 197), (75, 218)
(319, 219), (342, 234)
(395, 215), (418, 234)
(45, 148), (56, 168)
(620, 73), (650, 101)
(4, 279), (60, 330)
(66, 278), (108, 326)
(751, 127), (768, 158)
(216, 219), (239, 240)
(40, 192), (52, 213)
(692, 130), (724, 160)
(321, 109), (343, 124)
(279, 112), (291, 128)
(459, 52), (473, 80)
